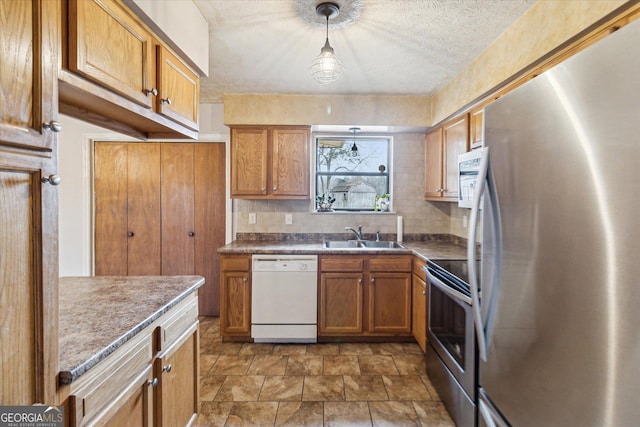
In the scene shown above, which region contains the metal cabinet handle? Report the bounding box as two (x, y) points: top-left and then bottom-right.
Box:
(243, 277), (248, 283)
(371, 278), (375, 284)
(261, 187), (266, 192)
(43, 121), (62, 133)
(144, 88), (158, 96)
(188, 231), (195, 237)
(162, 364), (172, 373)
(41, 174), (61, 186)
(147, 378), (158, 388)
(273, 187), (278, 191)
(161, 97), (172, 105)
(128, 232), (134, 237)
(358, 278), (362, 285)
(422, 290), (426, 295)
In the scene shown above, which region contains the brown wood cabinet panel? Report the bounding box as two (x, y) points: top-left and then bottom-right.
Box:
(68, 0), (154, 108)
(155, 326), (199, 427)
(442, 115), (469, 200)
(127, 143), (162, 275)
(320, 256), (364, 272)
(470, 108), (484, 149)
(94, 143), (129, 276)
(220, 256), (252, 337)
(161, 144), (195, 276)
(0, 0), (58, 151)
(0, 170), (37, 403)
(424, 128), (443, 199)
(369, 255), (412, 272)
(101, 367), (153, 427)
(157, 45), (199, 131)
(271, 128), (310, 197)
(412, 256), (428, 353)
(194, 143), (226, 316)
(319, 272), (363, 334)
(369, 272), (412, 333)
(230, 128), (268, 197)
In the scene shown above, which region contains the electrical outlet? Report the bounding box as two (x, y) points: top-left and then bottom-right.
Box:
(285, 213), (293, 225)
(463, 215), (468, 228)
(248, 213), (256, 224)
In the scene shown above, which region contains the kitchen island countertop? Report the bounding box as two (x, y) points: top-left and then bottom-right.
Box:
(58, 275), (204, 385)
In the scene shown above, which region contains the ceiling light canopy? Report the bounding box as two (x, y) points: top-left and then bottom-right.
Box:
(310, 2), (344, 84)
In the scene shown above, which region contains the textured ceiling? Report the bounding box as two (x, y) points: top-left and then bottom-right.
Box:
(194, 0), (535, 103)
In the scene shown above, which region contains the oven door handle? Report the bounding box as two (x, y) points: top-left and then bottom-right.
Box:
(426, 270), (472, 305)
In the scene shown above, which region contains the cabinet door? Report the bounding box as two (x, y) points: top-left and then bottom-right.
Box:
(230, 128), (268, 197)
(68, 0), (154, 108)
(157, 46), (199, 131)
(368, 272), (412, 333)
(271, 128), (310, 198)
(0, 0), (58, 151)
(194, 143), (226, 316)
(156, 326), (199, 427)
(127, 144), (162, 275)
(220, 271), (251, 336)
(470, 108), (484, 149)
(424, 128), (443, 199)
(412, 274), (427, 353)
(0, 161), (59, 404)
(442, 115), (469, 200)
(319, 273), (363, 335)
(161, 144), (195, 276)
(94, 143), (129, 276)
(99, 366), (154, 427)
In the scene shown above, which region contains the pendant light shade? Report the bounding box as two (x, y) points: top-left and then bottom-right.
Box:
(310, 3), (344, 84)
(349, 127), (360, 157)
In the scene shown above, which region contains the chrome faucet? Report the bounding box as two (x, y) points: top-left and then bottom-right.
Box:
(345, 225), (363, 240)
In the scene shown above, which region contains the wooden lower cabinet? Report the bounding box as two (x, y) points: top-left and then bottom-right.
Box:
(412, 257), (428, 353)
(65, 294), (199, 426)
(155, 323), (199, 427)
(220, 255), (252, 339)
(319, 255), (412, 338)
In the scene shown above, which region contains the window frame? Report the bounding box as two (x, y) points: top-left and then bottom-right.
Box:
(313, 133), (393, 213)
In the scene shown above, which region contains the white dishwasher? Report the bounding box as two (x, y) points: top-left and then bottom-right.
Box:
(251, 254), (318, 343)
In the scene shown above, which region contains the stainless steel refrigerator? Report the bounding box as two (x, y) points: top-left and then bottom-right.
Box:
(467, 18), (640, 427)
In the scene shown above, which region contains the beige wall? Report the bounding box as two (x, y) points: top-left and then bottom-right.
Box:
(224, 94), (431, 128)
(430, 0), (626, 123)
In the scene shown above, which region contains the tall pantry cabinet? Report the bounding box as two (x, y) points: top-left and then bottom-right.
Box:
(94, 142), (225, 315)
(0, 0), (60, 404)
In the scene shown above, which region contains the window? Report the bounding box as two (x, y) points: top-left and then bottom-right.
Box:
(315, 135), (391, 211)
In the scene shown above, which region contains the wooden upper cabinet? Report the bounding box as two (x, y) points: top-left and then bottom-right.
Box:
(231, 128), (269, 197)
(68, 0), (154, 109)
(470, 108), (484, 149)
(424, 115), (469, 201)
(272, 128), (310, 197)
(424, 127), (444, 199)
(157, 46), (199, 131)
(60, 0), (200, 139)
(0, 0), (59, 151)
(230, 126), (310, 199)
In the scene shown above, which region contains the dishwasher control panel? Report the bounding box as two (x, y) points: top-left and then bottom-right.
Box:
(252, 255), (318, 272)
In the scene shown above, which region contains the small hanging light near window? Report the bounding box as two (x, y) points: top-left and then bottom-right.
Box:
(310, 2), (344, 84)
(349, 127), (360, 157)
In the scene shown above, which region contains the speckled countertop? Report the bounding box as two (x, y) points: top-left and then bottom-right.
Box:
(58, 275), (204, 385)
(217, 234), (470, 261)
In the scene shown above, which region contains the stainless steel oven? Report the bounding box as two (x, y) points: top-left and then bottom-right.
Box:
(426, 259), (478, 427)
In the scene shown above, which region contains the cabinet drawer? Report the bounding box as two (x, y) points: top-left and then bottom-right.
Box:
(369, 255), (412, 272)
(413, 257), (427, 281)
(157, 293), (199, 352)
(321, 256), (364, 272)
(70, 336), (153, 425)
(221, 255), (251, 272)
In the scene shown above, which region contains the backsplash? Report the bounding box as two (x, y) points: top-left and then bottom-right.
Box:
(234, 132), (455, 238)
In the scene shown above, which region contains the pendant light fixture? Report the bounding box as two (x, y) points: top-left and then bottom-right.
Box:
(310, 2), (344, 84)
(349, 127), (360, 157)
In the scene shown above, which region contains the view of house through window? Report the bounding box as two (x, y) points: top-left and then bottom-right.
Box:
(315, 135), (391, 211)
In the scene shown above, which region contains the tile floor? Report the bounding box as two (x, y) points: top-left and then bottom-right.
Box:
(194, 317), (454, 426)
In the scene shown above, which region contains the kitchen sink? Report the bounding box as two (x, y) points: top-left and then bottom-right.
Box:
(323, 240), (406, 249)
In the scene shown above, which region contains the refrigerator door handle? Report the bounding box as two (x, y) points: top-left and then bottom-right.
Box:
(468, 147), (503, 362)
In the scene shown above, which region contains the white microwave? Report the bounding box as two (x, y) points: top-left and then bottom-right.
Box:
(458, 149), (483, 208)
